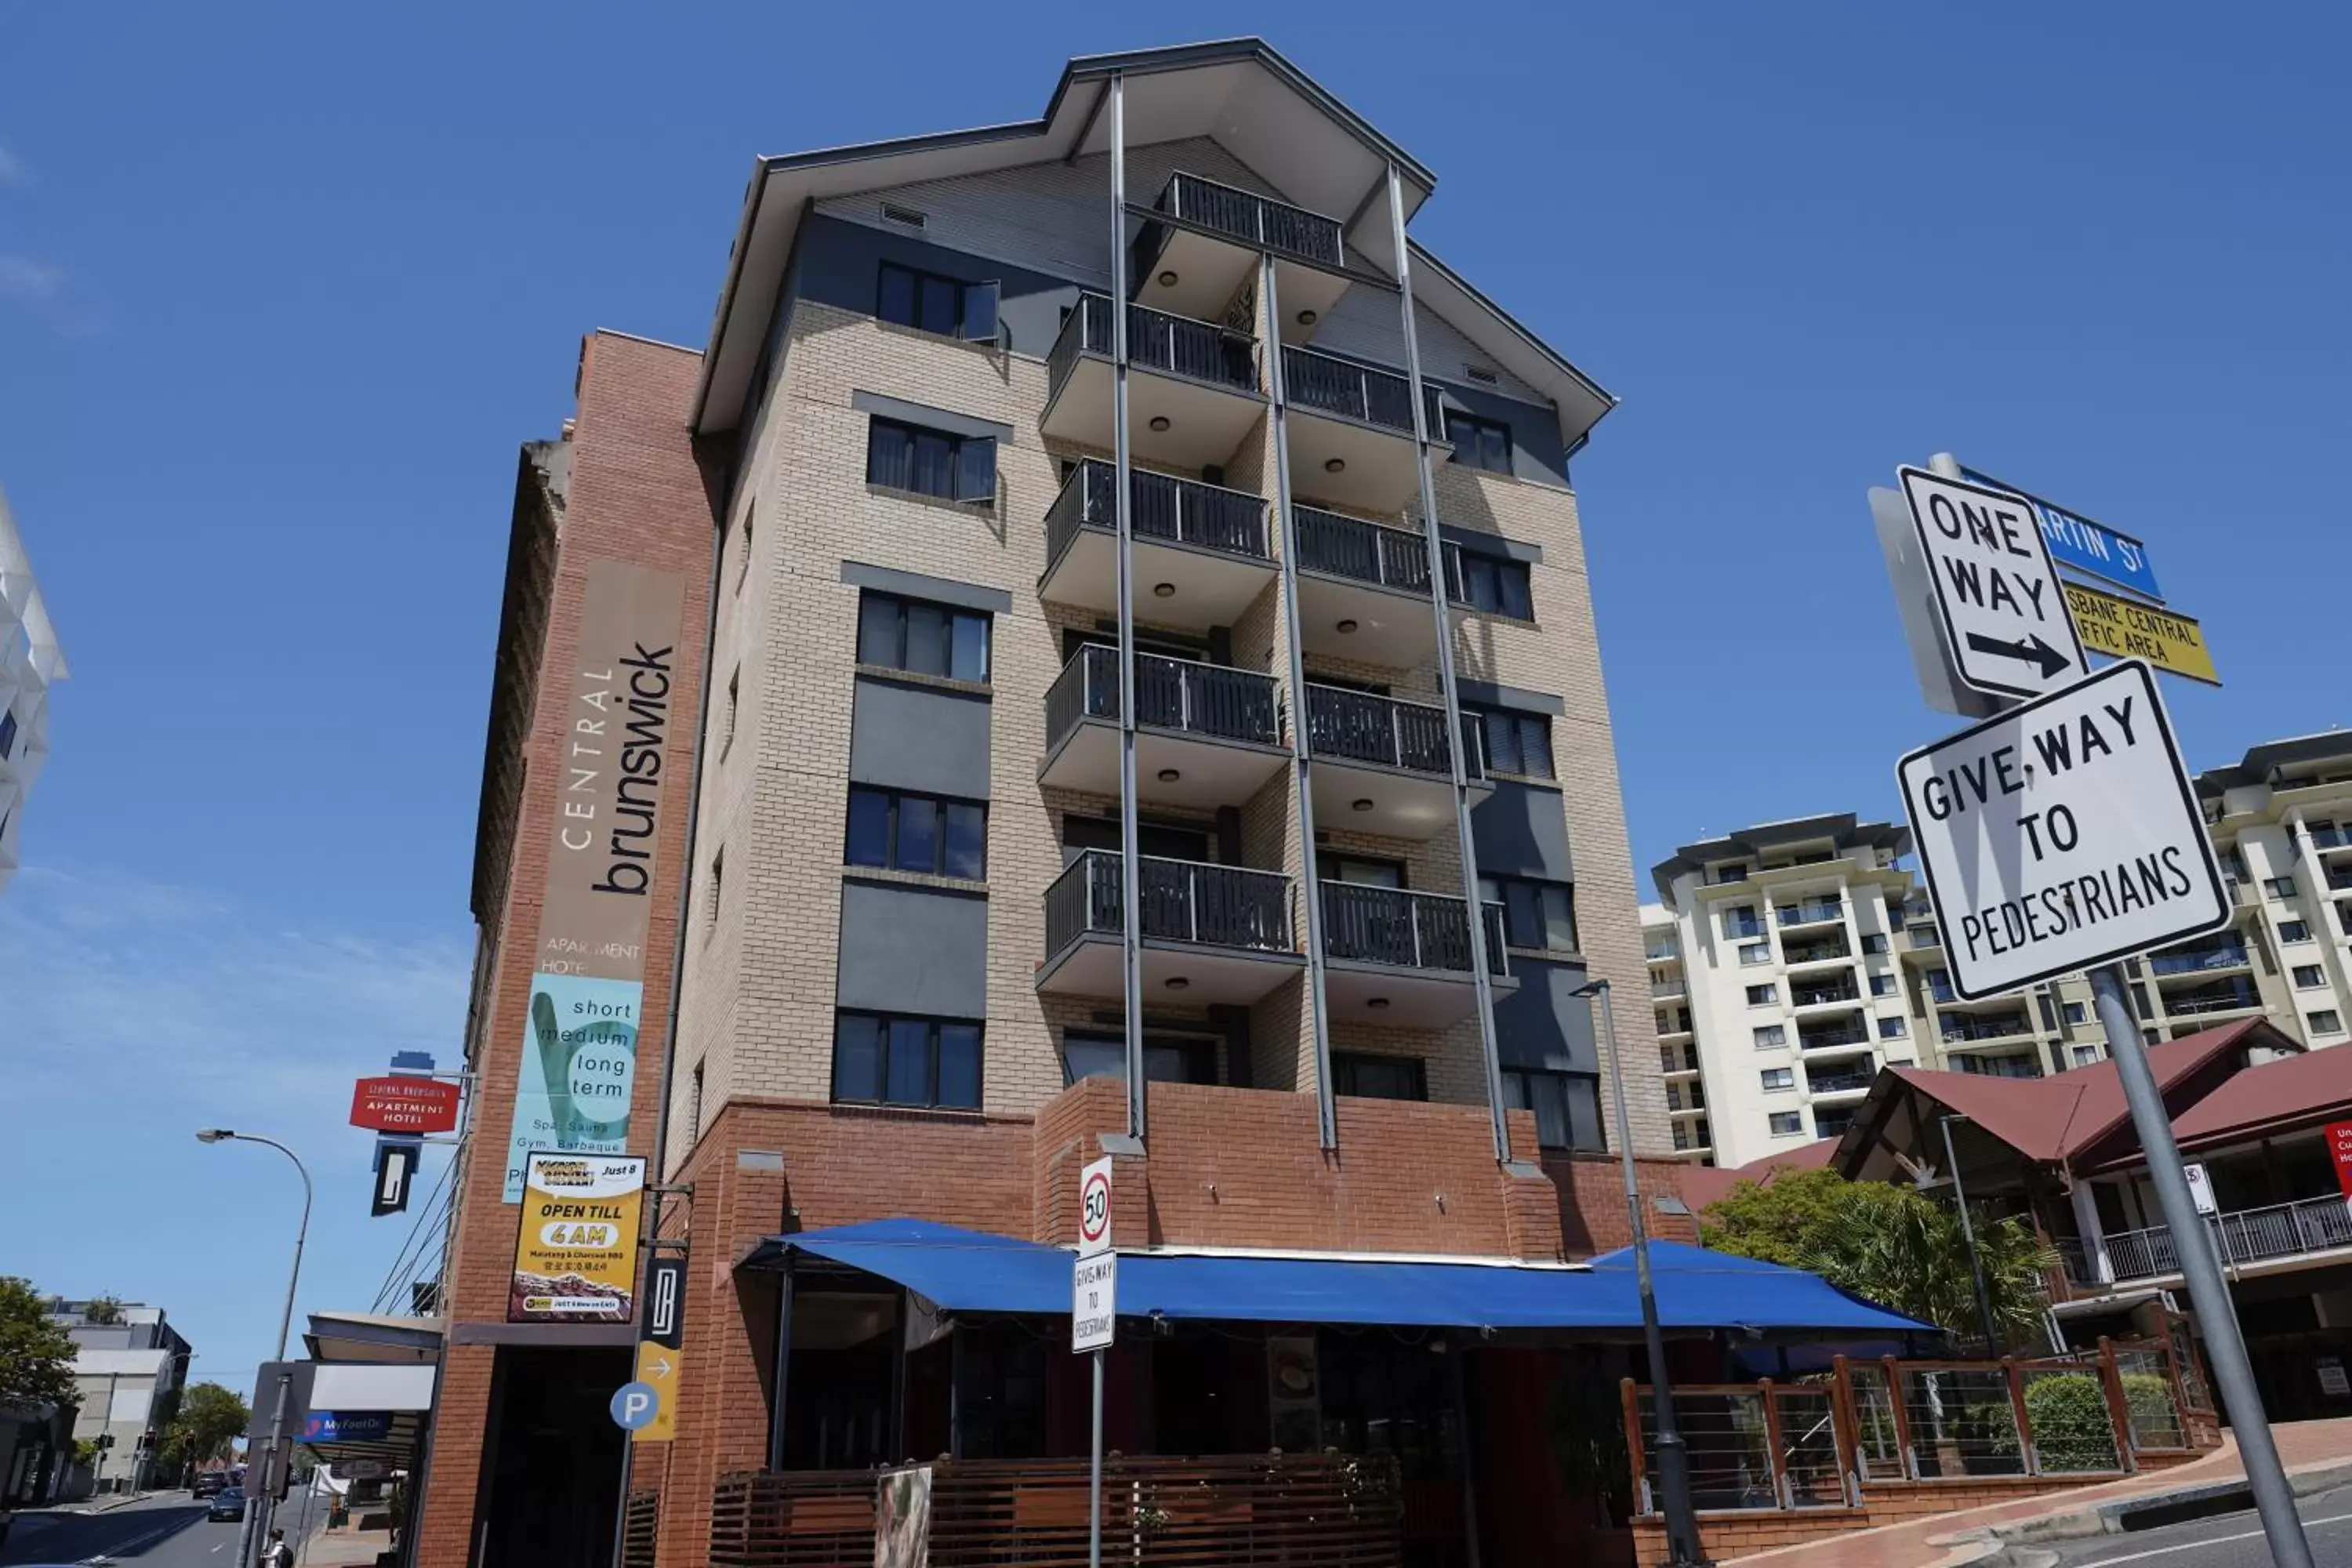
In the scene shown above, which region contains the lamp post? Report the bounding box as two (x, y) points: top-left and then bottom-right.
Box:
(1574, 978), (1707, 1566)
(198, 1129), (310, 1568)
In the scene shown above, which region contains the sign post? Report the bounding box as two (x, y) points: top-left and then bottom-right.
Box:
(1885, 456), (2312, 1568)
(1073, 1156), (1116, 1568)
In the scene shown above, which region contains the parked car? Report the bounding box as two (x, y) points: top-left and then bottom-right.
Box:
(208, 1486), (246, 1522)
(193, 1471), (230, 1498)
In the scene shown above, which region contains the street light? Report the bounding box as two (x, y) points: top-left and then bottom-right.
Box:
(1574, 978), (1707, 1567)
(197, 1129), (310, 1568)
(1933, 1113), (2002, 1353)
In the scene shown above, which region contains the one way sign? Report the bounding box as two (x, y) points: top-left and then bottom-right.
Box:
(1901, 466), (2089, 701)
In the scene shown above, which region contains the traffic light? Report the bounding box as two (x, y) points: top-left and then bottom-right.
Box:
(95, 1434), (114, 1450)
(140, 1427), (157, 1450)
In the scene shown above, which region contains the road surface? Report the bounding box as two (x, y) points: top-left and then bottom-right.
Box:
(2, 1492), (234, 1566)
(2052, 1483), (2352, 1568)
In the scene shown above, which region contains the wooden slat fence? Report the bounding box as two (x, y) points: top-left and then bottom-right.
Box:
(710, 1470), (880, 1568)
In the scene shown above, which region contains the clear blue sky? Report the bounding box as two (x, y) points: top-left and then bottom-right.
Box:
(2, 2), (2345, 1398)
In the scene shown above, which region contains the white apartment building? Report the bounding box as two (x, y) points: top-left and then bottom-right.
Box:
(1650, 752), (2352, 1167)
(0, 481), (66, 896)
(50, 1300), (194, 1495)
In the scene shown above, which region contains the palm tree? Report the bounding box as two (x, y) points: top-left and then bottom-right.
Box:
(1806, 1196), (2055, 1351)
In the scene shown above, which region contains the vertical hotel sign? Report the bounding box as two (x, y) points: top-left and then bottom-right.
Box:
(503, 561), (688, 1201)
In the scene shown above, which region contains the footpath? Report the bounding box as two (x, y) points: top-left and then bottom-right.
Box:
(1713, 1415), (2352, 1567)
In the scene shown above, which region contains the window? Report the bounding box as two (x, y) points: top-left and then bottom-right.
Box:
(1063, 814), (1210, 864)
(1878, 1015), (1907, 1039)
(833, 1011), (983, 1109)
(2294, 964), (2327, 989)
(2281, 920), (2313, 943)
(1739, 942), (1772, 967)
(1060, 1031), (1217, 1087)
(1444, 409), (1513, 474)
(688, 1059), (705, 1139)
(706, 848), (724, 924)
(0, 706), (15, 760)
(2072, 1044), (2103, 1065)
(1870, 973), (1898, 996)
(722, 666), (740, 757)
(1813, 1108), (1857, 1141)
(857, 590), (991, 681)
(1469, 706), (1552, 779)
(1451, 552), (1533, 619)
(1753, 1024), (1786, 1049)
(1723, 905), (1763, 939)
(1715, 864), (1751, 884)
(2307, 1010), (2343, 1035)
(1746, 983), (1777, 1007)
(866, 416), (997, 503)
(1860, 932), (1890, 956)
(735, 509), (755, 593)
(845, 787), (986, 879)
(1501, 1069), (1601, 1150)
(877, 262), (1000, 342)
(1760, 1067), (1794, 1091)
(2264, 875), (2299, 901)
(2063, 1001), (2088, 1025)
(1478, 876), (1577, 952)
(1330, 1053), (1427, 1102)
(1768, 1111), (1805, 1138)
(1323, 855), (1406, 888)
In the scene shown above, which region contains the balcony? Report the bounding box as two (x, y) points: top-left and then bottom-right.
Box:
(2147, 941), (2251, 978)
(2160, 981), (2264, 1018)
(1661, 1047), (1700, 1077)
(1038, 851), (1300, 1004)
(1652, 979), (1689, 1000)
(1904, 923), (1943, 953)
(1789, 977), (1863, 1011)
(1665, 1083), (1707, 1113)
(1303, 683), (1486, 840)
(1775, 901), (1844, 929)
(2101, 1194), (2352, 1283)
(1290, 505), (1450, 666)
(1131, 172), (1349, 346)
(1044, 294), (1264, 467)
(1941, 1013), (2035, 1044)
(1040, 645), (1287, 810)
(1671, 1123), (1711, 1154)
(1798, 1025), (1873, 1057)
(1281, 346), (1447, 513)
(1805, 1066), (1875, 1098)
(1040, 460), (1274, 630)
(1658, 1010), (1694, 1037)
(1780, 934), (1853, 968)
(1319, 882), (1512, 1028)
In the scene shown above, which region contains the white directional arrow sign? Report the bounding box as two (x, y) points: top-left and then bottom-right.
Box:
(1900, 466), (2090, 700)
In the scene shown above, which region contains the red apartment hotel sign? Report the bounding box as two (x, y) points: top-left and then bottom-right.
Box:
(350, 1076), (463, 1135)
(2329, 1121), (2352, 1200)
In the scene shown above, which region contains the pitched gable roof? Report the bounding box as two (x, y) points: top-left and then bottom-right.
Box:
(2165, 1044), (2352, 1155)
(1680, 1138), (1838, 1210)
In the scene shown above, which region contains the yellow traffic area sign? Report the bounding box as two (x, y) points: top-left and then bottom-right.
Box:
(632, 1338), (678, 1443)
(2063, 581), (2220, 685)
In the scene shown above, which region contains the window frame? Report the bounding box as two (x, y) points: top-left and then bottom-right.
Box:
(1450, 550), (1534, 619)
(856, 589), (993, 682)
(1477, 873), (1577, 953)
(2280, 920), (2314, 943)
(1746, 982), (1778, 1007)
(1329, 1051), (1428, 1102)
(1767, 1111), (1806, 1138)
(845, 786), (987, 880)
(1878, 1015), (1907, 1039)
(1465, 703), (1554, 780)
(1500, 1066), (1602, 1152)
(866, 416), (998, 504)
(1752, 1024), (1786, 1049)
(831, 1010), (985, 1111)
(2292, 964), (2327, 989)
(2309, 1009), (2343, 1035)
(1443, 408), (1515, 475)
(876, 261), (1001, 343)
(1059, 1030), (1218, 1087)
(1759, 1067), (1794, 1091)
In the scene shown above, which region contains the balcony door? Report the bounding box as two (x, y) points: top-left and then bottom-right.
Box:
(1060, 813), (1209, 866)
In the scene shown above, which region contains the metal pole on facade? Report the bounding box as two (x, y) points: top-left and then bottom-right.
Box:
(1087, 1348), (1105, 1568)
(1382, 163), (1509, 1163)
(1937, 1114), (2002, 1352)
(2087, 964), (2313, 1567)
(1107, 70), (1146, 1145)
(1261, 252), (1339, 1150)
(1577, 980), (1705, 1566)
(198, 1131), (310, 1568)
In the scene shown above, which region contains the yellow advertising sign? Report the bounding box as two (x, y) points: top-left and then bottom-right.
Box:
(631, 1339), (678, 1443)
(510, 1152), (646, 1324)
(2063, 583), (2220, 686)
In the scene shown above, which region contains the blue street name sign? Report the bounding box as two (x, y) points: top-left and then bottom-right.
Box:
(1962, 466), (2162, 602)
(302, 1410), (395, 1443)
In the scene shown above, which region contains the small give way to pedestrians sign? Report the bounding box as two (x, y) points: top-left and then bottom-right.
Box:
(1073, 1155), (1118, 1353)
(1900, 466), (2089, 700)
(1896, 659), (2230, 1000)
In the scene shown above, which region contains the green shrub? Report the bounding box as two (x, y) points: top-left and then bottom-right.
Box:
(2121, 1372), (2181, 1442)
(2024, 1374), (2118, 1472)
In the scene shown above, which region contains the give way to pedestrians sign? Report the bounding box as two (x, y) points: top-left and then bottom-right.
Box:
(1900, 466), (2089, 702)
(1896, 659), (2230, 1000)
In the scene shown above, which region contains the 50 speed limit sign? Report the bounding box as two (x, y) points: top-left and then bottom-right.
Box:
(1077, 1156), (1113, 1258)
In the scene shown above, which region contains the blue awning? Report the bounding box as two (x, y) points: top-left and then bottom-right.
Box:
(744, 1219), (1926, 1334)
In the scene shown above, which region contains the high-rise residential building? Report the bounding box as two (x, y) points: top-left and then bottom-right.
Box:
(0, 481), (66, 896)
(414, 42), (1695, 1568)
(48, 1299), (193, 1497)
(1650, 760), (2352, 1166)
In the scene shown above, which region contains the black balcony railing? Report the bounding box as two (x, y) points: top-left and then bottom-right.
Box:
(1777, 901), (1844, 927)
(1048, 294), (1260, 403)
(1782, 938), (1853, 966)
(1319, 881), (1509, 977)
(1304, 684), (1483, 781)
(1941, 1014), (2034, 1043)
(1046, 644), (1281, 753)
(1281, 345), (1446, 437)
(1044, 851), (1293, 958)
(1145, 172), (1345, 267)
(2148, 943), (2251, 977)
(1806, 1069), (1875, 1096)
(1798, 1027), (1871, 1052)
(2163, 982), (2263, 1017)
(1791, 984), (1863, 1008)
(1044, 459), (1271, 573)
(1292, 505), (1433, 593)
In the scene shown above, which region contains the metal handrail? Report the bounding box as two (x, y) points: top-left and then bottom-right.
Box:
(1303, 682), (1484, 782)
(2102, 1193), (2352, 1282)
(1043, 459), (1271, 572)
(1152, 172), (1344, 267)
(1291, 504), (1432, 593)
(1776, 902), (1845, 927)
(1317, 881), (1509, 978)
(1044, 644), (1282, 754)
(1047, 293), (1260, 401)
(1280, 344), (1446, 437)
(1044, 850), (1294, 956)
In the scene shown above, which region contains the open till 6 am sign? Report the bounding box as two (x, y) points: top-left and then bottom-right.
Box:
(1898, 660), (2230, 1000)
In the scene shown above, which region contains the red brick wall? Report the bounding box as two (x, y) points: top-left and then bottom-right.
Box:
(412, 333), (717, 1568)
(1546, 1152), (1703, 1258)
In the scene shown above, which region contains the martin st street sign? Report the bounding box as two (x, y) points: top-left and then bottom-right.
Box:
(1897, 660), (2230, 1000)
(1900, 466), (2089, 700)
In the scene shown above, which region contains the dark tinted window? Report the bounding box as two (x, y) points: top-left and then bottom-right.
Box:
(1453, 552), (1533, 619)
(1469, 706), (1552, 779)
(877, 262), (1000, 343)
(1330, 1052), (1426, 1101)
(857, 590), (990, 681)
(1501, 1068), (1603, 1150)
(1479, 876), (1577, 952)
(1445, 410), (1513, 474)
(844, 786), (986, 878)
(867, 417), (996, 503)
(1060, 1031), (1218, 1086)
(833, 1011), (984, 1109)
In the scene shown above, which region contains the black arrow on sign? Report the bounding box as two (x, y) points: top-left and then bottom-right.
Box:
(1964, 631), (2072, 680)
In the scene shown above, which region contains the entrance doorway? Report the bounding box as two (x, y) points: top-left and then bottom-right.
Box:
(476, 1346), (630, 1568)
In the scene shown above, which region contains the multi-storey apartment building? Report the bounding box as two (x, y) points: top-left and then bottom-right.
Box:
(416, 42), (1705, 1568)
(1652, 761), (2352, 1165)
(0, 481), (66, 896)
(49, 1300), (192, 1497)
